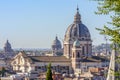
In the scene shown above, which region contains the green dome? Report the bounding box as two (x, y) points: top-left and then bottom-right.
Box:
(73, 39), (80, 47)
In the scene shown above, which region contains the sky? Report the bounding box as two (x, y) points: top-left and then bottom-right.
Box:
(0, 0), (111, 49)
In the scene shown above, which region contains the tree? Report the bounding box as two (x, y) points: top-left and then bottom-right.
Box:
(95, 0), (120, 44)
(0, 67), (6, 77)
(94, 0), (120, 79)
(46, 63), (53, 80)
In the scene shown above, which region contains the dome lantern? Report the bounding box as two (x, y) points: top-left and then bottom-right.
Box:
(74, 7), (81, 24)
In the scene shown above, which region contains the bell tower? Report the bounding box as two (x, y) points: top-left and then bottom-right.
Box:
(71, 39), (82, 71)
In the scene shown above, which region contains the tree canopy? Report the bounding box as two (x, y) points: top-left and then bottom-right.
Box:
(95, 0), (120, 45)
(46, 63), (53, 80)
(0, 67), (6, 77)
(95, 0), (120, 79)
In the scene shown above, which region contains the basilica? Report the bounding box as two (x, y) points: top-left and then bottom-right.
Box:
(11, 7), (109, 79)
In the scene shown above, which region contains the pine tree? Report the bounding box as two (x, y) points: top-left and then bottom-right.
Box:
(46, 63), (53, 80)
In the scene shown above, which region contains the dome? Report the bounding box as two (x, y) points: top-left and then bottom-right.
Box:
(4, 40), (11, 48)
(73, 39), (80, 47)
(64, 8), (91, 41)
(52, 36), (62, 49)
(4, 40), (13, 53)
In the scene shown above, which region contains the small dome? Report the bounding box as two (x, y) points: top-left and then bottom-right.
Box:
(73, 39), (80, 47)
(5, 40), (11, 47)
(52, 36), (62, 50)
(4, 40), (13, 53)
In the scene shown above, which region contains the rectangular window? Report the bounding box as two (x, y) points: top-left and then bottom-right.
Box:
(35, 66), (37, 71)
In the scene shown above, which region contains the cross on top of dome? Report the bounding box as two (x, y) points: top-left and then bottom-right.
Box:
(77, 5), (79, 12)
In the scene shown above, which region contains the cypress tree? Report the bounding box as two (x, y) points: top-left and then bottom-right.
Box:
(1, 67), (6, 77)
(46, 63), (53, 80)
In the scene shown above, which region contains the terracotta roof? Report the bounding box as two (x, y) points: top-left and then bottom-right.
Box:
(29, 56), (71, 62)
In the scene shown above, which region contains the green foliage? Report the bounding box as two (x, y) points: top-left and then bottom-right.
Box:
(0, 67), (6, 77)
(95, 0), (120, 45)
(94, 0), (120, 78)
(95, 0), (120, 14)
(46, 63), (53, 80)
